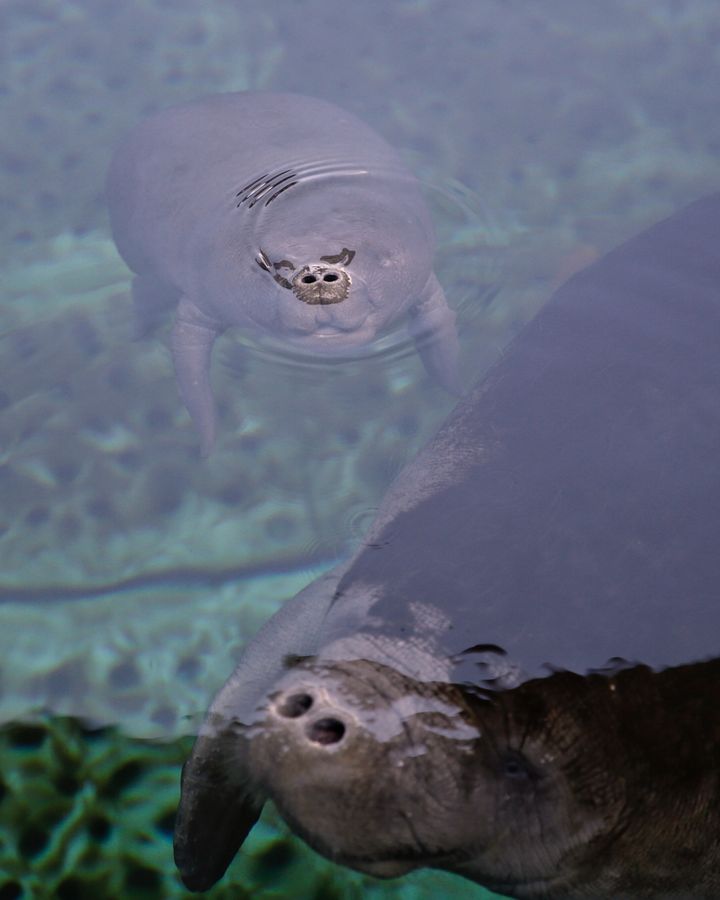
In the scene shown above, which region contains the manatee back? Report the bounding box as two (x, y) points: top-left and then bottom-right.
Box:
(334, 192), (720, 679)
(106, 92), (411, 278)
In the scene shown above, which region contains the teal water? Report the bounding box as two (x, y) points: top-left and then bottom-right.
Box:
(1, 0), (719, 896)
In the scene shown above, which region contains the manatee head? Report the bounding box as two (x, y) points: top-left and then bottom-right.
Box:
(242, 181), (436, 353)
(245, 655), (627, 896)
(176, 633), (719, 896)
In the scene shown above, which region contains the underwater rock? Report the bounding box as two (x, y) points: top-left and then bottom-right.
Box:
(0, 715), (191, 897)
(176, 193), (720, 897)
(107, 92), (460, 454)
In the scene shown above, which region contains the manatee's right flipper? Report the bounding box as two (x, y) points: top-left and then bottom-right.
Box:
(174, 725), (262, 893)
(170, 297), (223, 456)
(174, 567), (345, 891)
(131, 275), (181, 340)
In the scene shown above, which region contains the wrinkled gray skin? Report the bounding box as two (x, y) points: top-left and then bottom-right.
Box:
(175, 193), (720, 897)
(106, 92), (460, 454)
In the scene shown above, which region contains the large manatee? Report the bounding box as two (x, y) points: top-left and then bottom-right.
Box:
(106, 92), (460, 454)
(174, 193), (720, 898)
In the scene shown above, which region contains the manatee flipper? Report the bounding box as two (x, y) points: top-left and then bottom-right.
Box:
(408, 273), (463, 395)
(174, 732), (262, 892)
(174, 568), (345, 891)
(170, 297), (223, 456)
(131, 275), (181, 340)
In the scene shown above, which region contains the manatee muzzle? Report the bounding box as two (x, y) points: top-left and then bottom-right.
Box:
(257, 247), (355, 305)
(291, 264), (351, 305)
(261, 672), (356, 752)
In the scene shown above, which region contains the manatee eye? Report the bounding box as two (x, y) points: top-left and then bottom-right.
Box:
(500, 751), (537, 782)
(504, 758), (528, 778)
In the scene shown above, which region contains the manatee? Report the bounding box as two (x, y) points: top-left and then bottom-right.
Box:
(174, 192), (720, 898)
(106, 92), (460, 454)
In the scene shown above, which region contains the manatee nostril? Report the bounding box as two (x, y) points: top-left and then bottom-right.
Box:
(323, 272), (339, 282)
(277, 692), (314, 718)
(306, 717), (346, 746)
(301, 275), (316, 284)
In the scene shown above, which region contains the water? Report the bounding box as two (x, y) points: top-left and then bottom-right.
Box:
(1, 0), (719, 897)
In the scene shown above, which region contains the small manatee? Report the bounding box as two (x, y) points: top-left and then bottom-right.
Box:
(106, 92), (460, 454)
(175, 194), (720, 897)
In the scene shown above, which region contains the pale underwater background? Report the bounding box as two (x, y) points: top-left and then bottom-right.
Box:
(1, 0), (720, 896)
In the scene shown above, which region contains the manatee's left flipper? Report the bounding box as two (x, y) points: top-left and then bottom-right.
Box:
(131, 275), (181, 340)
(174, 567), (346, 891)
(408, 272), (463, 395)
(170, 297), (224, 456)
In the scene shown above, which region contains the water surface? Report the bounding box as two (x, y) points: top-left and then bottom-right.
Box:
(1, 0), (719, 896)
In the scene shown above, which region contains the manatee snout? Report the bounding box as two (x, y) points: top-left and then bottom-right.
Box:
(243, 659), (492, 879)
(266, 678), (354, 750)
(291, 263), (351, 305)
(246, 664), (427, 875)
(280, 285), (376, 346)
